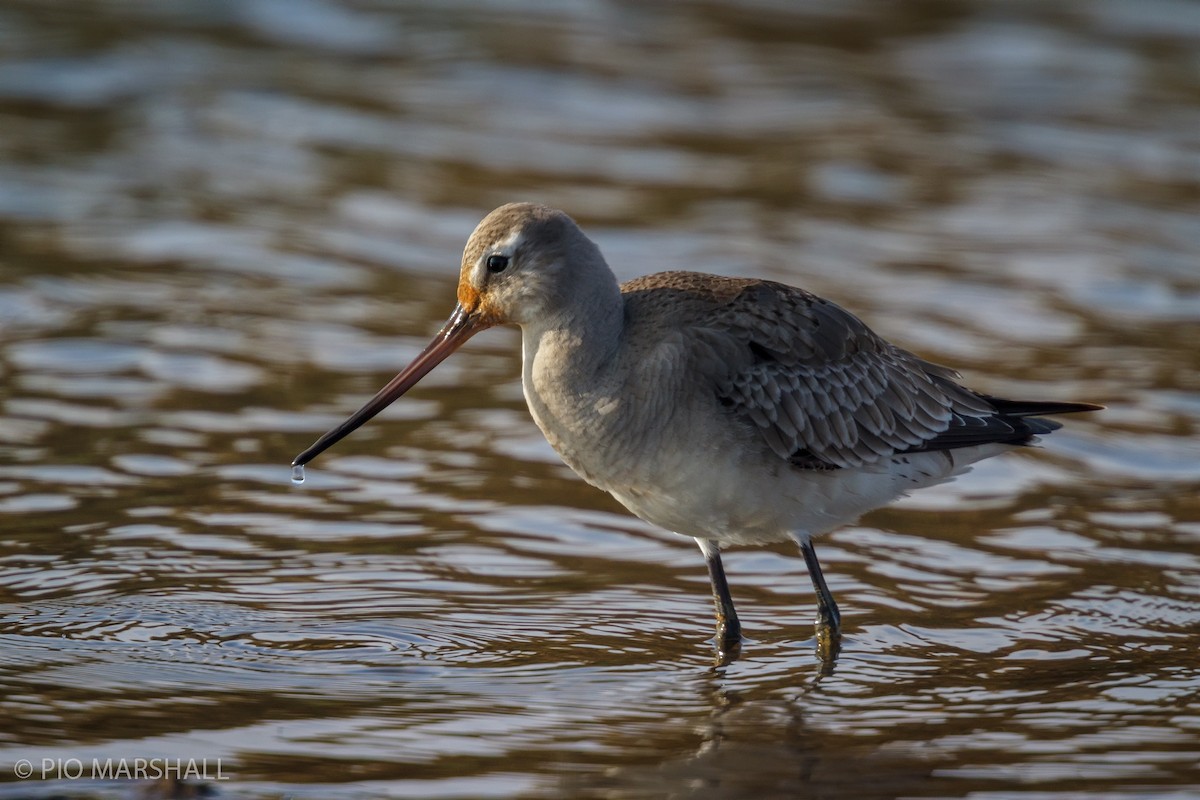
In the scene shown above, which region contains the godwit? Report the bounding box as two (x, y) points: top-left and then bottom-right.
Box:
(293, 203), (1100, 654)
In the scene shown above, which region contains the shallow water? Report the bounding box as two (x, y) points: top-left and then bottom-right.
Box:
(1, 1), (1198, 798)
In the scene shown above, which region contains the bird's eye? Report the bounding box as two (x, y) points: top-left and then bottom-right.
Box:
(486, 254), (510, 274)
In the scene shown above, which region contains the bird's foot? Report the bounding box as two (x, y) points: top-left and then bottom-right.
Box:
(714, 636), (742, 666)
(816, 600), (841, 633)
(814, 622), (841, 666)
(713, 618), (743, 664)
(814, 604), (841, 668)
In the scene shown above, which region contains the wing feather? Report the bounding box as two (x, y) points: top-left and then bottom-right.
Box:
(620, 272), (1096, 471)
(691, 278), (1021, 468)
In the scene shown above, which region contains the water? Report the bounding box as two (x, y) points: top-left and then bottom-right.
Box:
(291, 464), (305, 485)
(1, 1), (1199, 799)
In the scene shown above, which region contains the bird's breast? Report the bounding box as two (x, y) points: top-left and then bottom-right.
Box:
(522, 368), (648, 489)
(520, 329), (691, 492)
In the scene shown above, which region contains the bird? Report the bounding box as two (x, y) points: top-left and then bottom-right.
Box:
(292, 202), (1100, 657)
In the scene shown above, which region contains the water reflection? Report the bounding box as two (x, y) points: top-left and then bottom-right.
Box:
(1, 0), (1199, 798)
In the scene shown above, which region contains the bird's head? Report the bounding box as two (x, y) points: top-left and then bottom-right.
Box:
(292, 202), (604, 469)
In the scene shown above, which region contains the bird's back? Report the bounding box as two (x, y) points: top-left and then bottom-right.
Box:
(618, 271), (1096, 472)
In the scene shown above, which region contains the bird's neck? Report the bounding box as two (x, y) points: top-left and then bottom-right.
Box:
(516, 270), (627, 488)
(521, 276), (625, 388)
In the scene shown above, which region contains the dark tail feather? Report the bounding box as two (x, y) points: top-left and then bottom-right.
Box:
(894, 395), (1100, 457)
(985, 395), (1103, 437)
(982, 396), (1105, 418)
(1022, 416), (1063, 435)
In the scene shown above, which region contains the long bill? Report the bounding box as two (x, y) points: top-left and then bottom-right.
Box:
(293, 303), (488, 468)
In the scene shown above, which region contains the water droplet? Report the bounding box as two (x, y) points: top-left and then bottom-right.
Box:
(291, 464), (305, 485)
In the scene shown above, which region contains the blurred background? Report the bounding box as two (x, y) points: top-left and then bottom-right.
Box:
(0, 1), (1198, 798)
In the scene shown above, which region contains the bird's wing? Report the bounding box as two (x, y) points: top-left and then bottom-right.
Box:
(627, 273), (1017, 470)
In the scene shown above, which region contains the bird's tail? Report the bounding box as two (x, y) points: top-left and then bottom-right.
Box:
(985, 397), (1105, 417)
(984, 396), (1103, 436)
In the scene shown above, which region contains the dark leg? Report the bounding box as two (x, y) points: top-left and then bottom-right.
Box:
(696, 538), (741, 648)
(794, 532), (841, 665)
(795, 533), (841, 633)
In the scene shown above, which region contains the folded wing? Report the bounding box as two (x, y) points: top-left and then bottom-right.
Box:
(624, 274), (1096, 471)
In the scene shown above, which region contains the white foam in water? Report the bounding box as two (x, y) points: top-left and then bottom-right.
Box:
(291, 464), (305, 485)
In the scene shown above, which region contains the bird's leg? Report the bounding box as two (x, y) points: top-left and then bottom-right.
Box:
(695, 538), (741, 649)
(798, 534), (840, 631)
(793, 532), (841, 654)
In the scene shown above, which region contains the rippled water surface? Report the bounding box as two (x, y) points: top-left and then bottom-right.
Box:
(1, 1), (1199, 798)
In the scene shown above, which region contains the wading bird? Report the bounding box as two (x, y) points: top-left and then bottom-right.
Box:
(293, 203), (1099, 658)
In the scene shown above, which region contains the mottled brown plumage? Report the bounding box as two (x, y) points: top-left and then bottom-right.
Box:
(620, 271), (1053, 471)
